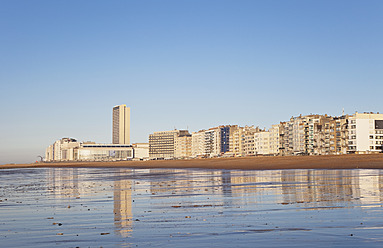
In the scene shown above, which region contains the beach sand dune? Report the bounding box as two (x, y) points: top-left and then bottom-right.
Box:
(1, 154), (383, 170)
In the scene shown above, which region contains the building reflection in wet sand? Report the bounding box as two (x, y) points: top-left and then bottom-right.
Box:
(47, 168), (80, 198)
(137, 169), (383, 209)
(46, 168), (383, 241)
(113, 169), (133, 238)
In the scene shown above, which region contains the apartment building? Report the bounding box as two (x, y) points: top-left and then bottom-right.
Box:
(291, 115), (310, 155)
(191, 130), (205, 157)
(205, 127), (221, 157)
(149, 130), (191, 159)
(348, 112), (383, 154)
(175, 135), (192, 159)
(45, 138), (80, 161)
(220, 126), (230, 153)
(241, 126), (259, 156)
(278, 122), (290, 156)
(254, 131), (271, 155)
(229, 125), (242, 156)
(191, 127), (221, 158)
(335, 116), (349, 154)
(269, 124), (280, 155)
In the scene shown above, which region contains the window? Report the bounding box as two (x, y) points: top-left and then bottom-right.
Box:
(376, 120), (383, 129)
(370, 135), (374, 139)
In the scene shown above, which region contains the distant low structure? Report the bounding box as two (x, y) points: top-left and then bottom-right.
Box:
(45, 138), (149, 162)
(46, 139), (129, 161)
(132, 143), (149, 160)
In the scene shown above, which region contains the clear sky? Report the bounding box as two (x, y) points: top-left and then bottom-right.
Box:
(1, 0), (382, 164)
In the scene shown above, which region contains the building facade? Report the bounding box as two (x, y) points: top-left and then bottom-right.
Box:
(191, 130), (206, 157)
(269, 124), (280, 155)
(348, 112), (383, 154)
(175, 135), (192, 159)
(254, 131), (271, 155)
(132, 143), (149, 160)
(77, 143), (133, 161)
(46, 138), (79, 161)
(149, 130), (191, 159)
(45, 138), (135, 161)
(229, 125), (243, 157)
(113, 104), (130, 144)
(191, 128), (221, 158)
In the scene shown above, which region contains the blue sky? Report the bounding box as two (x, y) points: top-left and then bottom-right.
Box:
(1, 0), (382, 164)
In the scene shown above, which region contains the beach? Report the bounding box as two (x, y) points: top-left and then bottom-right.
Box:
(2, 153), (383, 170)
(2, 167), (383, 247)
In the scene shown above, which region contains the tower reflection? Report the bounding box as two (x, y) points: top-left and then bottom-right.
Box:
(113, 169), (133, 238)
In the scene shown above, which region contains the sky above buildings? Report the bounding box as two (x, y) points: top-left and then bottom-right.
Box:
(1, 0), (382, 164)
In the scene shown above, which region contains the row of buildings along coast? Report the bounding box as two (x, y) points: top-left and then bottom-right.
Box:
(45, 106), (383, 162)
(149, 112), (383, 160)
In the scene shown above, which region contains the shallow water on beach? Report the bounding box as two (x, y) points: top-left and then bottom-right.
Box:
(1, 168), (383, 247)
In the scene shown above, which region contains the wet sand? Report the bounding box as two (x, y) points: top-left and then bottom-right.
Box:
(2, 168), (383, 247)
(1, 154), (383, 170)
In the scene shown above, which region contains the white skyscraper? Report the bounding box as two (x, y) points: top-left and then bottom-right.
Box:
(113, 104), (130, 144)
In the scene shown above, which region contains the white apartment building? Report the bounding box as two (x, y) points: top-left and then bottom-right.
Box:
(46, 138), (80, 161)
(191, 128), (221, 157)
(192, 130), (205, 157)
(269, 124), (280, 155)
(205, 128), (221, 157)
(348, 112), (383, 154)
(254, 131), (271, 155)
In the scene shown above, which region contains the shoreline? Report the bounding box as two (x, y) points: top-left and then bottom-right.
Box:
(1, 154), (383, 170)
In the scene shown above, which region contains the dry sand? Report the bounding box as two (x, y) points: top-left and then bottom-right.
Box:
(1, 154), (383, 170)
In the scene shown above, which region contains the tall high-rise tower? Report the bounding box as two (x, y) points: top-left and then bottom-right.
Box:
(113, 105), (130, 144)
